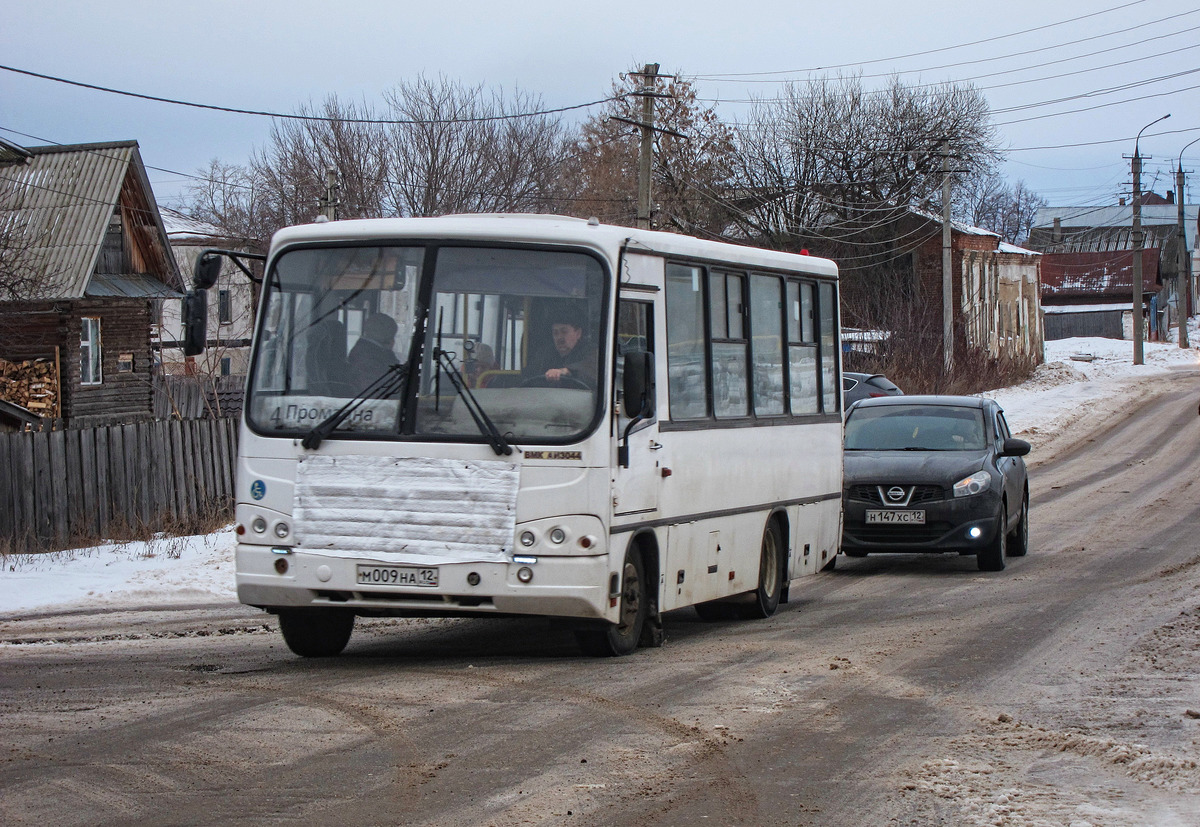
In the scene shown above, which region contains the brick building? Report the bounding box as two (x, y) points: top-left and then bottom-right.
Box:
(902, 210), (1044, 363)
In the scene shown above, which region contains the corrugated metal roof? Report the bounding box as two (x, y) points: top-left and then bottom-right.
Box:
(1041, 250), (1161, 300)
(0, 141), (181, 299)
(1033, 204), (1198, 251)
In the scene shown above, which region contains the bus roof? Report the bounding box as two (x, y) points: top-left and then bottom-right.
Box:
(269, 214), (839, 279)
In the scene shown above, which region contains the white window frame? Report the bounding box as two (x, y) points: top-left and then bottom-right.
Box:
(80, 316), (103, 386)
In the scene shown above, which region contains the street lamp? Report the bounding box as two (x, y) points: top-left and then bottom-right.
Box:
(1132, 114), (1170, 365)
(1177, 136), (1200, 349)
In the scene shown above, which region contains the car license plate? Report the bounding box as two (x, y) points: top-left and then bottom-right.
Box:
(865, 510), (925, 525)
(356, 564), (439, 587)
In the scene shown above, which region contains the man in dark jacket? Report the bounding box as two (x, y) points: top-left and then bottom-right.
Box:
(539, 306), (597, 388)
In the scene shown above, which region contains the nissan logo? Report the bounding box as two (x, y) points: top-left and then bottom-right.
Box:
(887, 486), (906, 501)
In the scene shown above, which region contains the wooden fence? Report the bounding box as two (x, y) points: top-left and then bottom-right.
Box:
(0, 418), (238, 549)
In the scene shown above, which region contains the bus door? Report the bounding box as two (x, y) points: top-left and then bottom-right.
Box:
(612, 288), (663, 523)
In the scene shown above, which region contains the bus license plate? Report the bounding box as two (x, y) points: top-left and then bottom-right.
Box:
(356, 565), (439, 587)
(865, 510), (925, 525)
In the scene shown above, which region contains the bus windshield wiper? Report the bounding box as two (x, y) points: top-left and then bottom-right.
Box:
(431, 316), (514, 456)
(301, 363), (409, 450)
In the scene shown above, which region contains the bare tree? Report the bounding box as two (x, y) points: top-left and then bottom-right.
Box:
(731, 74), (998, 255)
(382, 76), (566, 217)
(958, 171), (1046, 245)
(557, 69), (738, 236)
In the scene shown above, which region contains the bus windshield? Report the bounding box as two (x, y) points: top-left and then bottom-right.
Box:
(246, 244), (607, 444)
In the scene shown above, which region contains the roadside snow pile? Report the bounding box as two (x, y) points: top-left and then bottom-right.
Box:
(0, 527), (237, 615)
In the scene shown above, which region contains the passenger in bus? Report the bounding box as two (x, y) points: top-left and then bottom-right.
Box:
(306, 318), (351, 396)
(348, 312), (400, 389)
(537, 306), (596, 388)
(465, 342), (498, 387)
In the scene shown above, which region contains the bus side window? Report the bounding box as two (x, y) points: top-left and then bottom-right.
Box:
(616, 299), (654, 420)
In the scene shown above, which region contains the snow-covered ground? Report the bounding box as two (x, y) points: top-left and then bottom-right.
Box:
(1, 332), (1197, 616)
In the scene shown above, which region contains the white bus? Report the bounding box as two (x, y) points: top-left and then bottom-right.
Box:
(185, 215), (844, 657)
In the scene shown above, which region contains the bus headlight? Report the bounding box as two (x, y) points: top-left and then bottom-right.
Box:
(252, 517), (267, 534)
(274, 522), (290, 538)
(519, 531), (536, 547)
(549, 527), (566, 545)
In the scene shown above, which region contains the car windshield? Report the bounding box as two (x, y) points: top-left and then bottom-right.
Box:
(246, 243), (607, 443)
(845, 404), (987, 451)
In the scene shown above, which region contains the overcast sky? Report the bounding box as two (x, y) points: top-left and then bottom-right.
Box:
(3, 0), (1199, 213)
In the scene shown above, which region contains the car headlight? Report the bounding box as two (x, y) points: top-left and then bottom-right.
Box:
(953, 470), (991, 498)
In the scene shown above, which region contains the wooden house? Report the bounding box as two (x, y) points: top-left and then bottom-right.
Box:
(0, 140), (183, 427)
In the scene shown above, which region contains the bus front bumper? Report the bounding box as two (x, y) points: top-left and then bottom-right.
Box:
(236, 544), (614, 621)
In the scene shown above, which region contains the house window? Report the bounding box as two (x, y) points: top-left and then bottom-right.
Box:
(220, 357), (232, 376)
(218, 289), (232, 324)
(80, 317), (102, 386)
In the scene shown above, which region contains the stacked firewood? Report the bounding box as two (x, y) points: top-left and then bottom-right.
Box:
(0, 356), (58, 415)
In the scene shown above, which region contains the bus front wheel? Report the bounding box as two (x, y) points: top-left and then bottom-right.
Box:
(278, 608), (355, 657)
(576, 549), (647, 657)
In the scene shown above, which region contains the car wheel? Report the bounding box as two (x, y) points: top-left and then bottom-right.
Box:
(1006, 495), (1029, 558)
(576, 549), (647, 656)
(977, 504), (1008, 572)
(278, 608), (355, 657)
(734, 519), (784, 619)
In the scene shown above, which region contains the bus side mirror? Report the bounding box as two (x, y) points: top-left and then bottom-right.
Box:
(182, 290), (208, 356)
(623, 350), (655, 419)
(618, 350), (655, 468)
(193, 250), (223, 290)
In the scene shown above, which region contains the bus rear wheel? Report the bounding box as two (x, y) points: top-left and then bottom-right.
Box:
(278, 608), (355, 657)
(576, 549), (647, 657)
(735, 519), (784, 619)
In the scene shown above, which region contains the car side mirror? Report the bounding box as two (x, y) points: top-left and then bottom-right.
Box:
(1001, 437), (1031, 457)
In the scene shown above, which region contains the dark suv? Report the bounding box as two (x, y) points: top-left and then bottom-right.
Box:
(841, 395), (1030, 571)
(842, 372), (902, 409)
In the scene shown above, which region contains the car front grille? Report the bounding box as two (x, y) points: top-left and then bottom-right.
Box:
(847, 484), (945, 505)
(847, 521), (956, 544)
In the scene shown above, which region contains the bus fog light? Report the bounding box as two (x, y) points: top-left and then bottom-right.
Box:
(549, 527), (566, 544)
(274, 557), (289, 575)
(969, 526), (983, 539)
(274, 522), (290, 538)
(519, 531), (536, 547)
(467, 572), (481, 586)
(252, 517), (267, 534)
(517, 566), (534, 583)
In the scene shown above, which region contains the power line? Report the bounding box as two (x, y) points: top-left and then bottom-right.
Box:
(692, 0), (1149, 78)
(700, 10), (1199, 86)
(0, 63), (620, 124)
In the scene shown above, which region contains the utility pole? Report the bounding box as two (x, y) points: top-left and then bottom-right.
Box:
(635, 63), (659, 230)
(941, 140), (954, 372)
(1177, 137), (1199, 348)
(320, 166), (340, 221)
(1132, 149), (1145, 365)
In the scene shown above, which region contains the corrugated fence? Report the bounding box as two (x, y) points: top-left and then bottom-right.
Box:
(0, 418), (238, 548)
